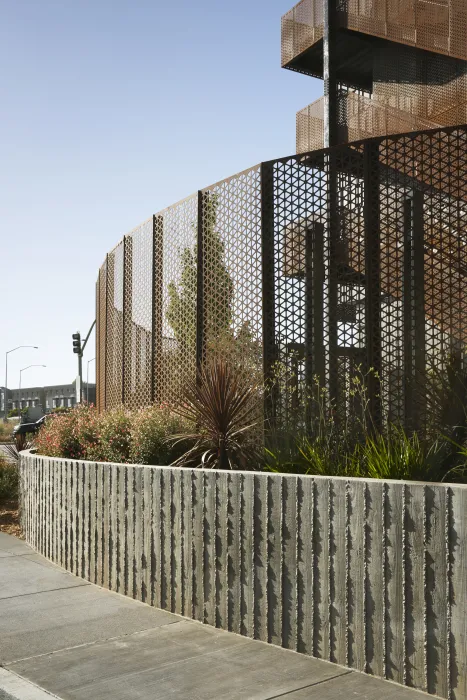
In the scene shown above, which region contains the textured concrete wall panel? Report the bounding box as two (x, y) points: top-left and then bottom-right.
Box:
(20, 454), (467, 700)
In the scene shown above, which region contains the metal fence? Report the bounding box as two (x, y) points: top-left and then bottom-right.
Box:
(97, 124), (467, 434)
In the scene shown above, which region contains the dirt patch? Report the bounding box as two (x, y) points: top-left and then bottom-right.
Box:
(0, 500), (23, 538)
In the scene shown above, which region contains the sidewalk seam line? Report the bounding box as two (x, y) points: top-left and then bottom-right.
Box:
(6, 620), (186, 665)
(263, 670), (354, 699)
(0, 582), (91, 602)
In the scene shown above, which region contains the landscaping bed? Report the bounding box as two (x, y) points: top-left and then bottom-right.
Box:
(0, 455), (21, 537)
(0, 499), (21, 537)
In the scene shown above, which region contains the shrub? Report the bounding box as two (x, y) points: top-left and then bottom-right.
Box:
(91, 407), (132, 464)
(129, 404), (191, 466)
(0, 421), (15, 443)
(35, 404), (99, 459)
(0, 457), (18, 503)
(35, 403), (193, 465)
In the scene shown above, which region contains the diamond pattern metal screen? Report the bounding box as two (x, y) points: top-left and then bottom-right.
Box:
(105, 242), (124, 409)
(123, 219), (153, 409)
(96, 262), (107, 412)
(201, 167), (263, 375)
(97, 125), (467, 437)
(158, 195), (198, 405)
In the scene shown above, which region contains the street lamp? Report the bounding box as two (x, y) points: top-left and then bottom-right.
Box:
(86, 358), (96, 404)
(19, 365), (47, 391)
(19, 365), (46, 414)
(4, 346), (38, 420)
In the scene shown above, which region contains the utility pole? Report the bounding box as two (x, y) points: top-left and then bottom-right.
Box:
(323, 0), (338, 148)
(4, 346), (39, 421)
(72, 320), (96, 404)
(86, 357), (96, 403)
(323, 0), (340, 413)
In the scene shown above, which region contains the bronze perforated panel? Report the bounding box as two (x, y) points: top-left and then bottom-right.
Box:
(104, 244), (124, 408)
(296, 93), (440, 152)
(96, 262), (107, 412)
(159, 195), (199, 404)
(282, 0), (323, 68)
(201, 167), (263, 374)
(123, 219), (153, 409)
(282, 0), (467, 67)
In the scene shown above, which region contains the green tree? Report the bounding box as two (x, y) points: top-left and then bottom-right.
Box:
(166, 195), (234, 355)
(166, 246), (197, 356)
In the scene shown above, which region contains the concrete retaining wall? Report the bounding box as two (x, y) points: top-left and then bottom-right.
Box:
(20, 452), (467, 699)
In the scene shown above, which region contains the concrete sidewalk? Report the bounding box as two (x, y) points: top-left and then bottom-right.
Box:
(0, 533), (434, 700)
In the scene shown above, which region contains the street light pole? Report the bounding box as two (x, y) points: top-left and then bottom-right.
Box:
(19, 365), (46, 416)
(73, 320), (96, 404)
(4, 346), (38, 421)
(86, 358), (96, 403)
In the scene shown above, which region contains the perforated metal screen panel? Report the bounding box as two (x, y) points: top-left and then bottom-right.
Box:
(96, 263), (107, 412)
(285, 0), (467, 155)
(158, 195), (198, 405)
(122, 219), (153, 409)
(201, 167), (263, 376)
(97, 125), (467, 435)
(282, 0), (323, 68)
(105, 243), (124, 409)
(282, 0), (467, 66)
(296, 93), (440, 153)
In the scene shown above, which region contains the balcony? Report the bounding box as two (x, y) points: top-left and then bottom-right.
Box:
(281, 0), (323, 70)
(282, 0), (466, 87)
(296, 93), (440, 152)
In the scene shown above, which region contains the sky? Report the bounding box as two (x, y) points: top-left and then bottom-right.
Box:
(0, 0), (322, 390)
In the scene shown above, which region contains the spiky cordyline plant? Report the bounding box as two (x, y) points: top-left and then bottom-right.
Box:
(171, 360), (261, 470)
(4, 435), (33, 464)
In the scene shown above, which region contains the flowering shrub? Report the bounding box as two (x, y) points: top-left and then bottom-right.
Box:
(129, 404), (191, 465)
(34, 404), (193, 465)
(34, 404), (96, 459)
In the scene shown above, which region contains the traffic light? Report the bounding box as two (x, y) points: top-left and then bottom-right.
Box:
(72, 332), (81, 355)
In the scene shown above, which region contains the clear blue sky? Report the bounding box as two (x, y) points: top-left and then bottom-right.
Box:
(0, 0), (321, 390)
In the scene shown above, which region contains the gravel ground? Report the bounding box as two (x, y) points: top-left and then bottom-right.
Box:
(0, 500), (22, 538)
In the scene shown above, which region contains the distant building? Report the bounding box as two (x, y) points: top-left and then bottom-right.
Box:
(0, 380), (96, 417)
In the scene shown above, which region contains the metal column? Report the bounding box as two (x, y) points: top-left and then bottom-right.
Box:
(196, 191), (206, 376)
(403, 190), (425, 431)
(364, 140), (382, 430)
(305, 222), (325, 429)
(122, 235), (133, 406)
(151, 215), (164, 404)
(323, 0), (339, 148)
(324, 0), (340, 416)
(261, 161), (277, 427)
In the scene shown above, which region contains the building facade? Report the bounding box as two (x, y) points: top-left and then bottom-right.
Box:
(0, 381), (96, 417)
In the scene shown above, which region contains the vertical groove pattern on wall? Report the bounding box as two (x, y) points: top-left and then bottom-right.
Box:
(20, 454), (466, 700)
